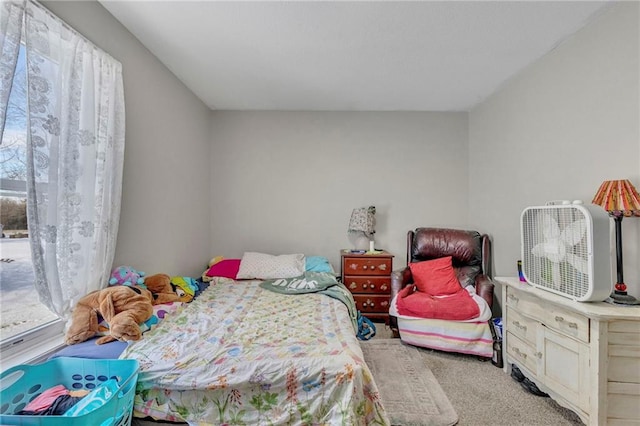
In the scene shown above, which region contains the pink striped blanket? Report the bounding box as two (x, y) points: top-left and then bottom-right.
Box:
(390, 286), (493, 357)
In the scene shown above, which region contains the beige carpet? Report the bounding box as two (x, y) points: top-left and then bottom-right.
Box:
(360, 339), (458, 426)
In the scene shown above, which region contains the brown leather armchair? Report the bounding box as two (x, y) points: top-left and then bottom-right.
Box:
(389, 227), (494, 338)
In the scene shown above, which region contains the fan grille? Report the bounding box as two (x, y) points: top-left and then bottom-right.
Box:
(521, 206), (591, 299)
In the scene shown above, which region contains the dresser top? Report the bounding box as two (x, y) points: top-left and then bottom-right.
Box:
(497, 276), (640, 320)
(341, 250), (393, 258)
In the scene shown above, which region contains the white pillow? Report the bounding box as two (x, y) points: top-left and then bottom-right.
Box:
(237, 252), (305, 279)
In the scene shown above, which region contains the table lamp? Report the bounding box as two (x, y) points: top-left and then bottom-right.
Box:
(592, 179), (640, 305)
(348, 206), (376, 251)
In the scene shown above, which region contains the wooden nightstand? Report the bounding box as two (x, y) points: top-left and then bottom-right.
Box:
(340, 250), (394, 323)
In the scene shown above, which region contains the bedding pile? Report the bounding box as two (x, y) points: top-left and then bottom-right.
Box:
(389, 286), (493, 357)
(120, 278), (389, 425)
(260, 271), (359, 332)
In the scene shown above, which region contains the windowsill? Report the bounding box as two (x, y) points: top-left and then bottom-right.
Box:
(0, 334), (65, 371)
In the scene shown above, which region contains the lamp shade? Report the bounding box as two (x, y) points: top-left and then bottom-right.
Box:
(348, 206), (375, 237)
(592, 179), (640, 217)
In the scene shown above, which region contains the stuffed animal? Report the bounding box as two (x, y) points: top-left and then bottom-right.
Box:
(65, 285), (154, 345)
(109, 265), (145, 286)
(144, 273), (198, 304)
(144, 273), (182, 304)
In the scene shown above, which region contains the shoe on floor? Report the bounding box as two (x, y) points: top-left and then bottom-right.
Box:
(510, 364), (525, 382)
(520, 378), (549, 397)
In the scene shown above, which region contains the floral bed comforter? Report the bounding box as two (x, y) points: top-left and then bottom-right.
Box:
(120, 278), (389, 425)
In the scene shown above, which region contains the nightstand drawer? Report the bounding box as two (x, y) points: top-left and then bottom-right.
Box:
(344, 276), (390, 294)
(353, 294), (390, 313)
(343, 257), (392, 276)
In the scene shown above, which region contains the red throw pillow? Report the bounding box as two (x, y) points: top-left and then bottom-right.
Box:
(205, 259), (241, 279)
(409, 256), (462, 296)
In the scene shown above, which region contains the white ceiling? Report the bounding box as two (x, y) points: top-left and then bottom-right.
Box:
(99, 1), (613, 112)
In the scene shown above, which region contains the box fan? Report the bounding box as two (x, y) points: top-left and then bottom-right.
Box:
(520, 201), (612, 302)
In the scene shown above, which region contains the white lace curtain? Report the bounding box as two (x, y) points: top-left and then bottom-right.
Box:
(0, 0), (125, 322)
(0, 1), (23, 136)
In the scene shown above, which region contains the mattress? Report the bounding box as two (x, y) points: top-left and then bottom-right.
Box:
(120, 278), (389, 425)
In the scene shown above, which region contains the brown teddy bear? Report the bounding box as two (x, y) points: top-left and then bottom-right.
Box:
(65, 285), (154, 345)
(144, 273), (195, 304)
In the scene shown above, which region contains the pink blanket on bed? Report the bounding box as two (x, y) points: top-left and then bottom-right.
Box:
(395, 285), (480, 320)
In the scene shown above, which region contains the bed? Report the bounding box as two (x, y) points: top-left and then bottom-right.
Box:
(48, 254), (389, 425)
(117, 275), (388, 425)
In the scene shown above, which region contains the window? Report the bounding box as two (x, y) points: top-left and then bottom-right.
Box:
(1, 45), (63, 359)
(1, 1), (125, 367)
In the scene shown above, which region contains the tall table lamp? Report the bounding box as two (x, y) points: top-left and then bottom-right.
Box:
(348, 206), (376, 251)
(592, 179), (640, 305)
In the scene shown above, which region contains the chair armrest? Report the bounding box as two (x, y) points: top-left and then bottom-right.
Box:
(389, 267), (413, 337)
(475, 274), (494, 309)
(390, 267), (413, 300)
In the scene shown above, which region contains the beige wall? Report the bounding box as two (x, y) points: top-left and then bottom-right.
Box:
(209, 111), (469, 269)
(469, 2), (640, 300)
(42, 1), (213, 277)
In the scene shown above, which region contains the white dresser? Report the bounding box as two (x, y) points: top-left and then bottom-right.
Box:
(497, 277), (640, 426)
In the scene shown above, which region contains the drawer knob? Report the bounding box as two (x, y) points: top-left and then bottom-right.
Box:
(378, 264), (386, 271)
(363, 265), (368, 270)
(508, 294), (519, 303)
(370, 265), (376, 270)
(535, 352), (543, 359)
(370, 284), (375, 290)
(363, 284), (368, 289)
(381, 284), (388, 291)
(349, 282), (357, 289)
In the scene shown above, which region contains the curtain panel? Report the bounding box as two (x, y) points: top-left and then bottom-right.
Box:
(0, 1), (25, 136)
(0, 0), (125, 323)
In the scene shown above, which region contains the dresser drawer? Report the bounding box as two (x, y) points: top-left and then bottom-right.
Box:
(344, 276), (390, 294)
(506, 287), (589, 343)
(353, 294), (390, 313)
(547, 308), (589, 343)
(506, 307), (537, 345)
(506, 332), (538, 375)
(343, 257), (392, 276)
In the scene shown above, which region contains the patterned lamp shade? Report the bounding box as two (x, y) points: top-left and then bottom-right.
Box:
(592, 179), (640, 217)
(348, 206), (376, 237)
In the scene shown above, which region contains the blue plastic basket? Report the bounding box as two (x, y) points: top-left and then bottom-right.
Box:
(0, 357), (138, 426)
